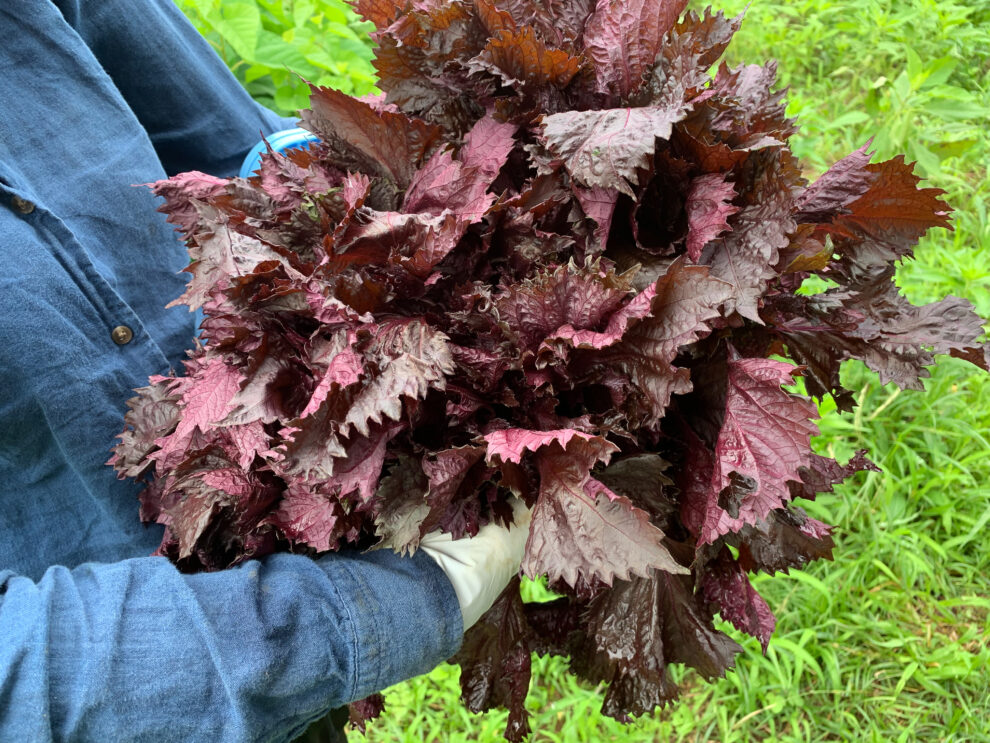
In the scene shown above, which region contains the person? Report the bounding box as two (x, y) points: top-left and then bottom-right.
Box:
(0, 2), (528, 741)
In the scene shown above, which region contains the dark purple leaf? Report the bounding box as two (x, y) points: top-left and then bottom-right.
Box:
(700, 547), (776, 651)
(575, 567), (741, 719)
(453, 577), (533, 742)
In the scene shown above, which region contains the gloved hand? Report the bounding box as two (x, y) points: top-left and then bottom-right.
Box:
(419, 498), (532, 631)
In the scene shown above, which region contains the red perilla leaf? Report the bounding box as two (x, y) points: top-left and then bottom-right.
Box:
(601, 260), (733, 429)
(299, 84), (444, 194)
(681, 356), (820, 545)
(794, 141), (875, 223)
(684, 172), (738, 262)
(572, 566), (742, 719)
(485, 429), (686, 589)
(540, 106), (691, 196)
(112, 0), (987, 734)
(453, 578), (533, 742)
(583, 0), (690, 99)
(700, 547), (776, 652)
(470, 26), (584, 90)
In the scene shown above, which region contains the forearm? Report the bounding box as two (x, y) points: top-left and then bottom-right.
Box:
(0, 549), (461, 742)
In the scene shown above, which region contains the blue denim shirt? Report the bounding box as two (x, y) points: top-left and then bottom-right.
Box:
(0, 2), (461, 741)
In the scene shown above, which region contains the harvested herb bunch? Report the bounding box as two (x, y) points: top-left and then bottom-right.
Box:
(111, 0), (988, 738)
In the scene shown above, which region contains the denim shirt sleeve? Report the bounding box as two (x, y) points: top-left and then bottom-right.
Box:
(52, 0), (297, 177)
(0, 4), (461, 742)
(0, 550), (462, 743)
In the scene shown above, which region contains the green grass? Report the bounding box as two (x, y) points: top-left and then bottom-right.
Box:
(177, 1), (990, 739)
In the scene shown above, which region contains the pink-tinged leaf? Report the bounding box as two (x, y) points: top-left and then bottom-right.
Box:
(537, 279), (655, 361)
(460, 116), (519, 181)
(484, 428), (617, 466)
(583, 0), (690, 99)
(685, 173), (739, 261)
(604, 261), (733, 428)
(395, 212), (468, 279)
(541, 106), (690, 196)
(223, 420), (275, 470)
(110, 381), (181, 478)
(164, 465), (275, 561)
(172, 356), (243, 443)
(167, 205), (292, 311)
(343, 319), (454, 437)
(421, 445), (488, 537)
(494, 261), (632, 353)
(449, 344), (511, 393)
(701, 548), (776, 651)
(702, 153), (798, 321)
(325, 420), (403, 503)
(165, 484), (224, 560)
(683, 357), (820, 545)
(336, 209), (466, 280)
(267, 481), (342, 553)
(300, 330), (364, 418)
(220, 354), (295, 427)
(197, 468), (257, 501)
(401, 146), (462, 214)
(572, 185), (619, 251)
(271, 411), (348, 483)
(403, 115), (515, 219)
(148, 171), (227, 237)
(250, 143), (342, 213)
(371, 453), (431, 554)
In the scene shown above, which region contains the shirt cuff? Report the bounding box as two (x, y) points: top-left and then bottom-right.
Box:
(317, 547), (464, 703)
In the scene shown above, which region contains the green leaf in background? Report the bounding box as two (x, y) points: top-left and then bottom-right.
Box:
(174, 0), (376, 114)
(253, 30), (310, 70)
(209, 2), (262, 62)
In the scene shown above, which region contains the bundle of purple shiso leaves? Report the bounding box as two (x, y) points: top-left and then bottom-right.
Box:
(111, 0), (989, 737)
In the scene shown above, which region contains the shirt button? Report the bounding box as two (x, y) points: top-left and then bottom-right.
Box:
(11, 195), (36, 214)
(111, 325), (134, 345)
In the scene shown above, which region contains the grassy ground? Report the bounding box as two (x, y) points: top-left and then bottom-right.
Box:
(180, 1), (990, 740)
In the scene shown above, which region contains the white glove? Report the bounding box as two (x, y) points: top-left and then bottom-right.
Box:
(419, 498), (532, 631)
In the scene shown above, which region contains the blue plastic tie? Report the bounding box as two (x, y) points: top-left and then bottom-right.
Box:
(238, 127), (320, 179)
